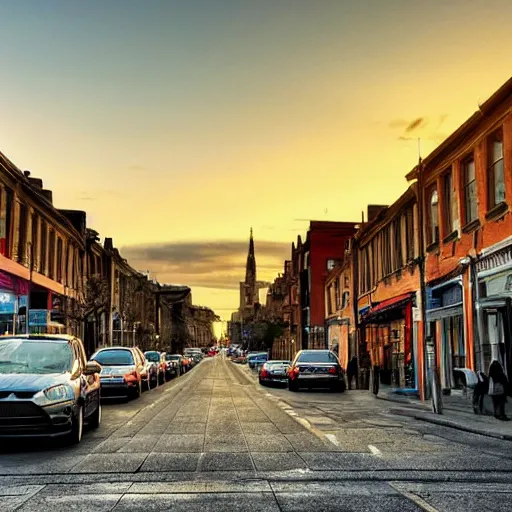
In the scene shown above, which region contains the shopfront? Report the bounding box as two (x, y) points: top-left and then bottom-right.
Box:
(0, 269), (29, 334)
(326, 319), (350, 369)
(426, 278), (466, 392)
(476, 240), (512, 382)
(359, 293), (415, 390)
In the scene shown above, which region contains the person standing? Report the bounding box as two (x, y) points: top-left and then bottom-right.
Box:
(488, 360), (510, 421)
(347, 356), (358, 390)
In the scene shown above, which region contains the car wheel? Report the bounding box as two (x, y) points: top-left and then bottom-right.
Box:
(89, 398), (102, 429)
(288, 379), (298, 392)
(159, 373), (165, 385)
(131, 380), (142, 399)
(259, 378), (266, 386)
(68, 405), (83, 444)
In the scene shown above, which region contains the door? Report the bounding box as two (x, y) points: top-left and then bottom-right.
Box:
(484, 309), (509, 380)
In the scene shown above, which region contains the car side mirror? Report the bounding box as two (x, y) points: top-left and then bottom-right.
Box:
(84, 361), (102, 375)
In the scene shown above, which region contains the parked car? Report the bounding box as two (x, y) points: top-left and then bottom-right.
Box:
(247, 352), (268, 369)
(133, 347), (154, 390)
(164, 353), (181, 378)
(0, 334), (102, 444)
(287, 350), (346, 392)
(165, 354), (186, 375)
(90, 346), (145, 398)
(259, 360), (290, 386)
(144, 351), (166, 385)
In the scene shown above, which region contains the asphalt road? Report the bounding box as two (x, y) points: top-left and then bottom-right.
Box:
(1, 355), (512, 511)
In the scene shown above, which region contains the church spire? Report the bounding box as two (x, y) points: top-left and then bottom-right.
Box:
(244, 228), (257, 307)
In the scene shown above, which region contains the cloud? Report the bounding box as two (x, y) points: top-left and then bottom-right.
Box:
(120, 239), (291, 290)
(390, 115), (448, 144)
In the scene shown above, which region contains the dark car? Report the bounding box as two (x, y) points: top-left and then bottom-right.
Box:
(259, 360), (290, 386)
(90, 347), (144, 399)
(0, 334), (102, 444)
(287, 350), (346, 392)
(247, 352), (268, 369)
(166, 354), (186, 375)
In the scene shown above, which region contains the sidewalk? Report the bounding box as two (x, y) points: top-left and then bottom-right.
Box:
(376, 387), (512, 441)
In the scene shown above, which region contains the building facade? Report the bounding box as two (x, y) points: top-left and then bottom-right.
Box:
(407, 77), (512, 391)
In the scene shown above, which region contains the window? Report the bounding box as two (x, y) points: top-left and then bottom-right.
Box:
(442, 171), (453, 236)
(405, 207), (415, 261)
(428, 188), (439, 244)
(487, 129), (505, 209)
(393, 218), (402, 269)
(1, 187), (13, 257)
(48, 229), (56, 279)
(326, 259), (336, 271)
(56, 238), (63, 282)
(17, 203), (27, 264)
(463, 156), (478, 224)
(334, 278), (340, 310)
(31, 213), (38, 270)
(40, 221), (47, 274)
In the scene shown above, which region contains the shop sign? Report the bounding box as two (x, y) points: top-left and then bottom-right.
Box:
(0, 292), (15, 314)
(412, 307), (421, 322)
(29, 309), (48, 326)
(486, 272), (512, 297)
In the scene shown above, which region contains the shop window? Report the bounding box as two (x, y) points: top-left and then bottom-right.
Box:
(462, 155), (478, 225)
(442, 171), (454, 236)
(428, 187), (439, 245)
(487, 129), (505, 209)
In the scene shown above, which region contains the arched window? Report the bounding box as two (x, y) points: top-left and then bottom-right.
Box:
(429, 188), (439, 244)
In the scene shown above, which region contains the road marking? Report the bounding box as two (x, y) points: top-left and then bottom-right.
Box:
(388, 483), (440, 512)
(325, 434), (340, 446)
(368, 444), (382, 457)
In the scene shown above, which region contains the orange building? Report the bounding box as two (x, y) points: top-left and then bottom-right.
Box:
(407, 77), (512, 392)
(324, 242), (354, 371)
(356, 190), (424, 397)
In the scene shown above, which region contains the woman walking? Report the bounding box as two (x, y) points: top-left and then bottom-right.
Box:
(488, 360), (510, 421)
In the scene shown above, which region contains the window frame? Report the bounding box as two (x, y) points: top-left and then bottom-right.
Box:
(442, 170), (453, 237)
(427, 186), (439, 246)
(462, 155), (478, 226)
(487, 128), (505, 210)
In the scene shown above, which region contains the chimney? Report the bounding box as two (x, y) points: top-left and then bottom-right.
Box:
(28, 177), (43, 189)
(104, 237), (113, 251)
(41, 190), (53, 204)
(367, 204), (388, 223)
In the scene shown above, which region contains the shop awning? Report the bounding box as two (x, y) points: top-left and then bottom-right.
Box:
(0, 270), (29, 295)
(364, 293), (413, 318)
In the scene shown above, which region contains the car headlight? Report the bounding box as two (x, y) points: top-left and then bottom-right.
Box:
(44, 384), (74, 402)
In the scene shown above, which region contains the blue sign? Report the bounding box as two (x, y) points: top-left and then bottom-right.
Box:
(29, 309), (48, 326)
(0, 293), (15, 314)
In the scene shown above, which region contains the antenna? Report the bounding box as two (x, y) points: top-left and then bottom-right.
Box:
(361, 211), (364, 223)
(418, 137), (421, 161)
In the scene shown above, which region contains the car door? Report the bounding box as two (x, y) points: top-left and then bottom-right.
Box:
(74, 340), (97, 418)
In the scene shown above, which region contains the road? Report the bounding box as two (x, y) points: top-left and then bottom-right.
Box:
(1, 355), (512, 511)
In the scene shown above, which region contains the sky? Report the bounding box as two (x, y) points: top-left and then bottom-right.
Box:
(1, 0), (511, 320)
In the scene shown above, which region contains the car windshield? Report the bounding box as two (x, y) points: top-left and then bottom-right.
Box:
(92, 349), (134, 366)
(166, 355), (181, 361)
(145, 352), (160, 362)
(268, 361), (290, 366)
(0, 339), (73, 375)
(297, 352), (338, 364)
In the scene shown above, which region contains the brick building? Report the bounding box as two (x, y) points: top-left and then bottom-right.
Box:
(407, 76), (512, 392)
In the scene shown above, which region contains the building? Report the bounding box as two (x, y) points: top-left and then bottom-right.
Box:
(324, 243), (354, 370)
(356, 193), (423, 396)
(407, 76), (512, 391)
(188, 305), (220, 348)
(298, 221), (358, 350)
(0, 157), (86, 337)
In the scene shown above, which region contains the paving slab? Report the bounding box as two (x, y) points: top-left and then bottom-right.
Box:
(71, 453), (147, 473)
(251, 452), (307, 471)
(152, 434), (204, 453)
(15, 493), (122, 512)
(199, 452), (254, 471)
(140, 453), (200, 472)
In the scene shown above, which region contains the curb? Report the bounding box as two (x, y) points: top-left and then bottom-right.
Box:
(390, 407), (512, 441)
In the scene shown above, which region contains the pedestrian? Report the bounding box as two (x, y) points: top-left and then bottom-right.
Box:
(347, 356), (358, 390)
(472, 371), (488, 415)
(488, 360), (510, 421)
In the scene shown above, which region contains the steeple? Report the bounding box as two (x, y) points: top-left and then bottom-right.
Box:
(244, 228), (257, 307)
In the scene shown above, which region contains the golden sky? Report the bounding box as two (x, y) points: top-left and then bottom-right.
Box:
(1, 1), (511, 319)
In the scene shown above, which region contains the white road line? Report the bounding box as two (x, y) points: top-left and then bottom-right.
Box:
(388, 484), (440, 512)
(368, 444), (382, 457)
(325, 434), (340, 446)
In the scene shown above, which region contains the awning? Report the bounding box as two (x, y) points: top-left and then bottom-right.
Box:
(427, 304), (463, 321)
(0, 270), (29, 295)
(367, 293), (413, 317)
